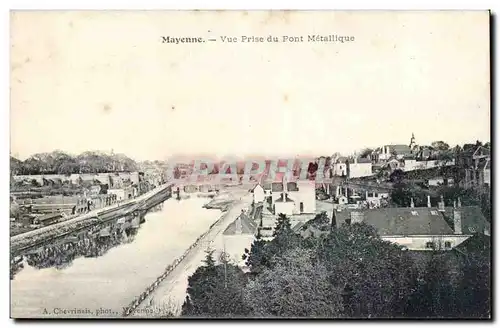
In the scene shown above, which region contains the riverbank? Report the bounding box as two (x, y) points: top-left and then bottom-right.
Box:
(10, 184), (172, 255)
(131, 190), (253, 317)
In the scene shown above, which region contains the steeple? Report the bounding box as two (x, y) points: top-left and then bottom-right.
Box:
(409, 133), (416, 150)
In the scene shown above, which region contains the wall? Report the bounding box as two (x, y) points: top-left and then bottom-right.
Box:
(253, 185), (265, 203)
(332, 163), (347, 176)
(484, 169), (491, 186)
(403, 159), (456, 172)
(348, 163), (372, 178)
(274, 201), (294, 216)
(381, 235), (471, 251)
(107, 189), (126, 201)
(428, 177), (445, 186)
(295, 181), (316, 213)
(222, 234), (256, 267)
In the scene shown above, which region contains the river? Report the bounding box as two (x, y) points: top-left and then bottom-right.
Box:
(10, 197), (223, 318)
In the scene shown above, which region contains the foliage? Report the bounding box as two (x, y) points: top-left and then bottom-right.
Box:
(182, 214), (490, 319)
(391, 182), (430, 207)
(181, 249), (250, 318)
(11, 151), (138, 175)
(316, 223), (418, 318)
(359, 148), (374, 158)
(244, 247), (343, 318)
(431, 141), (450, 151)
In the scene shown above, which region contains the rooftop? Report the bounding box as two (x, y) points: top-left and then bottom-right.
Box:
(223, 212), (257, 235)
(334, 207), (455, 235)
(442, 206), (490, 235)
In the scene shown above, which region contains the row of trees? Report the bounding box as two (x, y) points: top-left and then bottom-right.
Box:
(180, 214), (490, 318)
(10, 151), (138, 175)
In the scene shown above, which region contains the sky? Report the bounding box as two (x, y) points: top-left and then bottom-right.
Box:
(10, 11), (490, 161)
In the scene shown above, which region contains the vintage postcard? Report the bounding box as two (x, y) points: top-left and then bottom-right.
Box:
(10, 10), (491, 319)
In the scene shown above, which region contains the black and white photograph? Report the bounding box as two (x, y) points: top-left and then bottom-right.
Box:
(9, 10), (491, 319)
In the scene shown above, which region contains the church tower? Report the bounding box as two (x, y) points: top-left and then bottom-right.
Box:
(409, 133), (417, 151)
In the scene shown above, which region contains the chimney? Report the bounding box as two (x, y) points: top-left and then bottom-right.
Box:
(453, 209), (462, 234)
(457, 197), (461, 208)
(281, 193), (285, 202)
(438, 195), (445, 212)
(350, 211), (364, 224)
(453, 200), (457, 208)
(365, 191), (369, 200)
(427, 195), (431, 208)
(410, 198), (415, 208)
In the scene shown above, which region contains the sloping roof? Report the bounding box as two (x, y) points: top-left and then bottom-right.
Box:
(354, 157), (372, 164)
(388, 144), (413, 155)
(334, 207), (454, 235)
(292, 221), (306, 232)
(271, 182), (284, 192)
(443, 206), (490, 235)
(453, 233), (490, 257)
(223, 212), (257, 235)
(251, 183), (264, 192)
(36, 212), (64, 222)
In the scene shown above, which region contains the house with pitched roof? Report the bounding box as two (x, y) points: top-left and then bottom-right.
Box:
(332, 201), (473, 251)
(222, 210), (258, 268)
(250, 183), (265, 203)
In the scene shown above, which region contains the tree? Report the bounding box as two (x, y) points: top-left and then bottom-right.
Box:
(389, 169), (405, 183)
(391, 182), (428, 207)
(316, 223), (418, 318)
(431, 141), (450, 151)
(242, 232), (268, 274)
(244, 247), (343, 317)
(359, 148), (373, 159)
(181, 249), (250, 318)
(273, 214), (292, 237)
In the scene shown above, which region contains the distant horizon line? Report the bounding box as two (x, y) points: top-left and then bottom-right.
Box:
(10, 138), (490, 162)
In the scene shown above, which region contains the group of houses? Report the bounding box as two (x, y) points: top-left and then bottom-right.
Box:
(220, 174), (490, 271)
(328, 133), (459, 180)
(10, 172), (145, 229)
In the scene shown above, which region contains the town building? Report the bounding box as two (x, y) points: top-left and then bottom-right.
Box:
(331, 157), (348, 177)
(107, 186), (136, 201)
(251, 183), (265, 203)
(330, 197), (487, 251)
(458, 145), (491, 188)
(347, 157), (373, 178)
(222, 210), (258, 269)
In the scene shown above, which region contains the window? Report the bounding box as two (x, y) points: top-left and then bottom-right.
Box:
(425, 242), (434, 249)
(445, 241), (452, 249)
(345, 219), (352, 225)
(300, 202), (304, 213)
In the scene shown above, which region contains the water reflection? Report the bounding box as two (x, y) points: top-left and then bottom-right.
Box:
(10, 205), (162, 280)
(11, 198), (222, 318)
